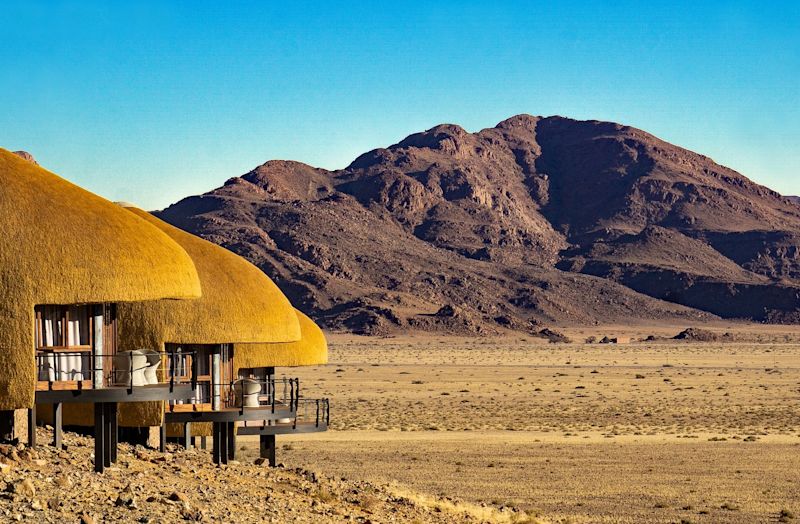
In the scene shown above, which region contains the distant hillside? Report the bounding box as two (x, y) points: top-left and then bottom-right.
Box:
(158, 115), (800, 334)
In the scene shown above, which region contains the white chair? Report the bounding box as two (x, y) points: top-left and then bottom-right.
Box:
(143, 352), (161, 385)
(113, 350), (149, 386)
(233, 379), (261, 408)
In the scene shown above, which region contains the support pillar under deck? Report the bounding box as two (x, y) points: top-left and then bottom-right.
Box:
(159, 422), (166, 453)
(52, 403), (63, 450)
(211, 422), (221, 465)
(227, 421), (235, 461)
(94, 402), (119, 473)
(94, 403), (106, 473)
(260, 434), (276, 467)
(27, 407), (36, 448)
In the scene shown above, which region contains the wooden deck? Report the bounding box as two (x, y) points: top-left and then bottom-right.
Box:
(35, 383), (194, 404)
(165, 403), (295, 423)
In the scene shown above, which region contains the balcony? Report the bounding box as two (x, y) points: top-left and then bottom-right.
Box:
(34, 350), (196, 403)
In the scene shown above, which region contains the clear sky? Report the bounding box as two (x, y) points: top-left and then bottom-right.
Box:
(1, 1), (798, 210)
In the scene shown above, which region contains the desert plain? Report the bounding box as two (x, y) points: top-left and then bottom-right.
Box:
(242, 325), (800, 523)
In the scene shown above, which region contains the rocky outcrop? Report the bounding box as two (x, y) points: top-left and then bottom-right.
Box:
(12, 151), (38, 165)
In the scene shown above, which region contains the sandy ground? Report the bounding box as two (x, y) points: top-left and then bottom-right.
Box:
(241, 330), (800, 523)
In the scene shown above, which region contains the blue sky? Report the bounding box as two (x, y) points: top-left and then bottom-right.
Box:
(1, 1), (798, 209)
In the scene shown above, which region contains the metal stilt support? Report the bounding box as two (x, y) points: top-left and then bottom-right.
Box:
(212, 422), (221, 465)
(260, 434), (276, 467)
(27, 407), (36, 448)
(94, 403), (106, 473)
(227, 422), (235, 461)
(107, 403), (118, 464)
(219, 422), (229, 465)
(159, 422), (166, 453)
(52, 403), (63, 450)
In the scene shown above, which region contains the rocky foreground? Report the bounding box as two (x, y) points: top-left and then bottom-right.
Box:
(0, 428), (539, 523)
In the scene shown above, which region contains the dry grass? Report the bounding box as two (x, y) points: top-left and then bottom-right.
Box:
(240, 330), (800, 523)
(387, 483), (544, 524)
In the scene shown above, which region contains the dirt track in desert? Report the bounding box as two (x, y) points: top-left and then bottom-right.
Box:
(242, 330), (800, 523)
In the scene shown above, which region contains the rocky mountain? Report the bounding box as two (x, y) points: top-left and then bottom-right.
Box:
(158, 115), (800, 334)
(787, 196), (800, 205)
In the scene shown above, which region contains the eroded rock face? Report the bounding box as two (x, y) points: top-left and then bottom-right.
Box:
(158, 115), (800, 332)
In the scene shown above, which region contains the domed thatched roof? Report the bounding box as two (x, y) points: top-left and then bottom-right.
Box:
(0, 148), (202, 409)
(116, 207), (302, 349)
(235, 309), (328, 369)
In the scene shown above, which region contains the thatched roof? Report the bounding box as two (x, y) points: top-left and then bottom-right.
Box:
(0, 148), (202, 409)
(116, 206), (302, 350)
(234, 309), (328, 369)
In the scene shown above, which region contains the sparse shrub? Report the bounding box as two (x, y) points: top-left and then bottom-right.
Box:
(314, 487), (335, 503)
(359, 494), (380, 512)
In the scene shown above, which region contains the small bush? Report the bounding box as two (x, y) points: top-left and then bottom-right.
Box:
(315, 487), (335, 503)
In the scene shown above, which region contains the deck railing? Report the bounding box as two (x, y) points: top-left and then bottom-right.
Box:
(238, 397), (330, 430)
(225, 376), (300, 411)
(297, 398), (330, 429)
(35, 350), (196, 391)
(169, 376), (302, 411)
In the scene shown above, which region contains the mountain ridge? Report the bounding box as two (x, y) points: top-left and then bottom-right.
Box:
(158, 115), (800, 334)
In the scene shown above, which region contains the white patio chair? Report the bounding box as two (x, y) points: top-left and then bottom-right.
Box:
(233, 379), (261, 408)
